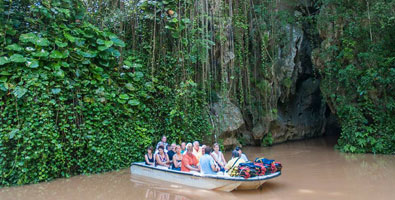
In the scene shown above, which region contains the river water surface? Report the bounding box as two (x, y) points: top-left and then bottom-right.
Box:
(1, 136), (394, 200)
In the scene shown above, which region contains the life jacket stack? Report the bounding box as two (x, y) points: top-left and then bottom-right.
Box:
(237, 157), (282, 179)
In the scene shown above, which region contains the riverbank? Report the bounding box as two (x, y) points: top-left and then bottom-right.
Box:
(1, 135), (394, 200)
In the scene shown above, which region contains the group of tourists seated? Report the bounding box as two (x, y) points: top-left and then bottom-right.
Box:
(144, 135), (249, 176)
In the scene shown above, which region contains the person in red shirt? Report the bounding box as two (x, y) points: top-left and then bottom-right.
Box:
(181, 143), (200, 172)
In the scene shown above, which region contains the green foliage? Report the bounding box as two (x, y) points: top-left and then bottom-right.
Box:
(0, 0), (211, 186)
(261, 133), (273, 147)
(316, 0), (395, 154)
(1, 0), (393, 188)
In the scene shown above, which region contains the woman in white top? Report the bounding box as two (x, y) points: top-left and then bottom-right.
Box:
(211, 143), (227, 171)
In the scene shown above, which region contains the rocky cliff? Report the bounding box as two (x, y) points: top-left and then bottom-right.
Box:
(210, 1), (339, 148)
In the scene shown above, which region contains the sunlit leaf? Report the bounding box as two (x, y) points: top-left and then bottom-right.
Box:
(50, 50), (69, 59)
(111, 37), (125, 47)
(55, 40), (68, 48)
(6, 44), (23, 51)
(34, 38), (50, 46)
(10, 54), (26, 63)
(32, 49), (49, 57)
(13, 86), (28, 98)
(19, 33), (38, 43)
(25, 47), (36, 52)
(125, 83), (136, 91)
(51, 88), (61, 94)
(104, 40), (113, 48)
(0, 56), (10, 65)
(26, 60), (39, 68)
(64, 32), (75, 42)
(128, 99), (140, 106)
(119, 94), (129, 101)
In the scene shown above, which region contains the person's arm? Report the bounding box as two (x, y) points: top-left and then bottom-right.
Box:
(185, 164), (199, 171)
(224, 159), (232, 170)
(210, 153), (219, 163)
(187, 157), (200, 172)
(172, 155), (178, 167)
(210, 159), (218, 172)
(221, 152), (227, 165)
(165, 154), (170, 165)
(156, 154), (165, 166)
(243, 154), (248, 161)
(145, 155), (152, 165)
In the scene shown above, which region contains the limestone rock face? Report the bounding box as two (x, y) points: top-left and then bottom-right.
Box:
(271, 78), (326, 143)
(209, 6), (336, 146)
(248, 25), (327, 144)
(211, 96), (244, 147)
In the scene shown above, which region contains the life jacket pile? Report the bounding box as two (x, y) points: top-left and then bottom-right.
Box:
(236, 158), (282, 179)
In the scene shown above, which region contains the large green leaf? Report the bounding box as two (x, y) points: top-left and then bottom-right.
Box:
(25, 47), (36, 52)
(8, 129), (19, 139)
(98, 40), (113, 51)
(119, 94), (129, 100)
(64, 32), (76, 42)
(13, 86), (28, 98)
(104, 40), (113, 48)
(128, 99), (140, 106)
(19, 33), (38, 43)
(110, 37), (125, 47)
(75, 38), (86, 47)
(135, 72), (144, 79)
(125, 83), (136, 91)
(10, 54), (26, 63)
(34, 38), (50, 46)
(0, 71), (12, 76)
(32, 49), (49, 57)
(98, 45), (109, 51)
(54, 69), (65, 78)
(96, 39), (105, 45)
(0, 83), (8, 91)
(26, 60), (39, 68)
(50, 50), (69, 59)
(55, 40), (68, 48)
(77, 50), (97, 58)
(6, 44), (23, 51)
(51, 88), (61, 94)
(107, 48), (121, 57)
(0, 56), (10, 65)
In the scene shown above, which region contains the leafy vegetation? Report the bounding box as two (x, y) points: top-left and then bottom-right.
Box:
(313, 0), (395, 154)
(261, 133), (273, 147)
(0, 0), (393, 187)
(0, 0), (210, 186)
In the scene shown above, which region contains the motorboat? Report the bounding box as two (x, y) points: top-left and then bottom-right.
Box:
(130, 162), (281, 192)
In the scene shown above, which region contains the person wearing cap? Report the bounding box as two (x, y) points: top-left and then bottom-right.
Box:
(235, 146), (249, 161)
(225, 150), (245, 176)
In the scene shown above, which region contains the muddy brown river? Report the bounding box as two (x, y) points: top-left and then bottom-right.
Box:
(1, 136), (394, 200)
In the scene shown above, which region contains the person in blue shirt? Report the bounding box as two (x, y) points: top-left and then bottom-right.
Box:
(199, 146), (219, 175)
(235, 146), (248, 161)
(180, 142), (186, 154)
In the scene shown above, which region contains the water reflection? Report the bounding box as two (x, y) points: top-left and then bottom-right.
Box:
(144, 188), (188, 200)
(131, 174), (238, 200)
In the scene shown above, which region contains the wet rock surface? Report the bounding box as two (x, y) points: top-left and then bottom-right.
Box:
(213, 23), (332, 145)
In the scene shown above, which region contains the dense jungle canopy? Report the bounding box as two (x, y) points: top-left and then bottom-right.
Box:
(0, 0), (394, 186)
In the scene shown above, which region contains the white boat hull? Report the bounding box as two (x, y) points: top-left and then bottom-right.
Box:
(130, 162), (281, 192)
